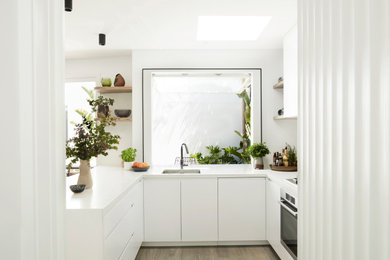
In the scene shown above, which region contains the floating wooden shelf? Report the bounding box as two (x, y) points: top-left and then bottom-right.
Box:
(97, 117), (132, 122)
(115, 117), (132, 121)
(273, 81), (284, 89)
(94, 86), (132, 94)
(273, 115), (297, 120)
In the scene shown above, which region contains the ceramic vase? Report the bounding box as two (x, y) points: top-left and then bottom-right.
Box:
(114, 73), (125, 86)
(78, 160), (93, 189)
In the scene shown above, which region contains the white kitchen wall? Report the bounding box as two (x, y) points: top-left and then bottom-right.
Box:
(298, 0), (390, 259)
(65, 55), (132, 166)
(132, 50), (297, 166)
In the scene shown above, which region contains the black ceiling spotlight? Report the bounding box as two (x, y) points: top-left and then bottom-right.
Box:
(65, 0), (72, 12)
(99, 33), (106, 46)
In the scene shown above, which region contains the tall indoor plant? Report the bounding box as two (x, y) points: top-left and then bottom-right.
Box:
(66, 88), (120, 188)
(248, 142), (270, 169)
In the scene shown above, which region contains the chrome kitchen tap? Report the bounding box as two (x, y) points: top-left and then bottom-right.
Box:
(180, 143), (189, 169)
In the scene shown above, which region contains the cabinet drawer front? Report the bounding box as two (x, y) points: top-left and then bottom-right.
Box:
(104, 181), (140, 238)
(104, 204), (137, 260)
(118, 230), (140, 260)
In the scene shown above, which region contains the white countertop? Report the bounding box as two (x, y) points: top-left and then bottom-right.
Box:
(66, 165), (298, 211)
(66, 166), (143, 212)
(267, 170), (298, 197)
(144, 164), (267, 177)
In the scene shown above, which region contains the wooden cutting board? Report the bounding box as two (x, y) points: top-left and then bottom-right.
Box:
(270, 165), (297, 172)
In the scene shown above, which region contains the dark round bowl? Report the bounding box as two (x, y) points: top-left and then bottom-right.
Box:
(132, 166), (150, 172)
(70, 184), (86, 193)
(114, 109), (131, 118)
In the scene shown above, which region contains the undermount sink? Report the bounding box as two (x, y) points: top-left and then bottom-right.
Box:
(162, 169), (201, 174)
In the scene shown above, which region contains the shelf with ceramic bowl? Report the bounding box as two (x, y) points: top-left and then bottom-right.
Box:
(273, 80), (284, 89)
(97, 117), (132, 122)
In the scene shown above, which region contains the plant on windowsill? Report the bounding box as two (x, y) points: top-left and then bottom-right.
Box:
(121, 147), (137, 169)
(247, 142), (270, 169)
(66, 87), (120, 189)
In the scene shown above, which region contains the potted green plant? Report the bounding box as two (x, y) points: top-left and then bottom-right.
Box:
(121, 147), (137, 169)
(88, 95), (114, 118)
(287, 144), (298, 166)
(66, 89), (120, 189)
(247, 142), (270, 169)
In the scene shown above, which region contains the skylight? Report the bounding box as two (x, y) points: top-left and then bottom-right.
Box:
(197, 16), (272, 41)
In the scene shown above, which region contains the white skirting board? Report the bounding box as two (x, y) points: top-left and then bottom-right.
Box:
(142, 241), (269, 247)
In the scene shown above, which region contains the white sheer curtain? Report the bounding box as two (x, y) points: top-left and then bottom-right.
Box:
(298, 0), (390, 259)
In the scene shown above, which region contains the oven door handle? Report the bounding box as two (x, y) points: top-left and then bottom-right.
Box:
(279, 200), (298, 217)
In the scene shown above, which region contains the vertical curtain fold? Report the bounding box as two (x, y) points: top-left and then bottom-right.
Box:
(299, 0), (390, 259)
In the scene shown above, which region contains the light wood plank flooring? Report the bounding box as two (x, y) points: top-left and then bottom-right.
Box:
(136, 246), (279, 260)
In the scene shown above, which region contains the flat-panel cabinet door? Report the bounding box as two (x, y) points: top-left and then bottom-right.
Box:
(266, 179), (294, 260)
(267, 179), (280, 249)
(181, 178), (218, 241)
(218, 178), (266, 241)
(144, 178), (181, 241)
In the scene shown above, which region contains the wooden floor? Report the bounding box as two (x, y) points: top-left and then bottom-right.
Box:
(136, 246), (279, 260)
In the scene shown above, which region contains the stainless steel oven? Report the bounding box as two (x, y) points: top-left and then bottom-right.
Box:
(280, 189), (298, 259)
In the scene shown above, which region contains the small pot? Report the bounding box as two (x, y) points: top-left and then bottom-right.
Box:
(101, 78), (112, 87)
(252, 157), (264, 169)
(123, 161), (134, 169)
(98, 105), (109, 118)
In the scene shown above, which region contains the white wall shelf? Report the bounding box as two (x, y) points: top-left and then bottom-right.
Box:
(273, 81), (284, 89)
(273, 115), (297, 120)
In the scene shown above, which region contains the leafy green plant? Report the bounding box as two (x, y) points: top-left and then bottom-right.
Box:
(247, 142), (270, 158)
(286, 144), (297, 163)
(190, 145), (250, 164)
(66, 88), (120, 169)
(121, 147), (137, 162)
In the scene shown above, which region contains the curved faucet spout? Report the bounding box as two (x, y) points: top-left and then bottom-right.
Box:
(180, 143), (189, 169)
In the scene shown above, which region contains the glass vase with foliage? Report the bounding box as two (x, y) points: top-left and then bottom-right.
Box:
(66, 88), (120, 188)
(247, 142), (270, 169)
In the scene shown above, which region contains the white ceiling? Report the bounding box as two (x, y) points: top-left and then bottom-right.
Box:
(65, 0), (296, 58)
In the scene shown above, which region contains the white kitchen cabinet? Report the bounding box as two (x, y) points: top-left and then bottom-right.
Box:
(218, 178), (266, 241)
(266, 178), (294, 260)
(143, 178), (181, 241)
(266, 178), (281, 250)
(66, 177), (143, 260)
(283, 24), (298, 117)
(181, 178), (218, 241)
